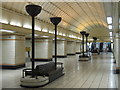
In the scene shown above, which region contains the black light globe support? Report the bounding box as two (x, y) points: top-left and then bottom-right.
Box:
(50, 17), (61, 69)
(80, 31), (86, 57)
(85, 33), (89, 55)
(25, 4), (42, 77)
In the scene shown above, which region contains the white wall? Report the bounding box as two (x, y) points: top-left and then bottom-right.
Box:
(67, 41), (76, 54)
(53, 40), (67, 56)
(2, 35), (25, 65)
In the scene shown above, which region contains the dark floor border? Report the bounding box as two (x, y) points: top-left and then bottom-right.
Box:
(34, 58), (52, 62)
(52, 55), (67, 58)
(2, 88), (118, 90)
(113, 68), (120, 74)
(1, 64), (25, 69)
(67, 53), (76, 55)
(76, 52), (82, 54)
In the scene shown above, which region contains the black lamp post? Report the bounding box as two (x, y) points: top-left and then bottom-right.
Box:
(85, 33), (89, 54)
(50, 17), (61, 69)
(80, 31), (86, 56)
(25, 5), (42, 77)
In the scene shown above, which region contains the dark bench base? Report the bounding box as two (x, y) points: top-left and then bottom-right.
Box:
(21, 62), (64, 88)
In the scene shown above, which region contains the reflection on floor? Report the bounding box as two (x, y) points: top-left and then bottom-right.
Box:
(2, 52), (118, 88)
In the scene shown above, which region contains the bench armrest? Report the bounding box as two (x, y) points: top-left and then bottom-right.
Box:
(22, 68), (32, 78)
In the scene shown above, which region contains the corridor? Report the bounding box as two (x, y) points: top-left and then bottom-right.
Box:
(2, 53), (118, 88)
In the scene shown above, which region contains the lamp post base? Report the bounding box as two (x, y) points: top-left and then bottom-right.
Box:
(20, 76), (49, 88)
(79, 55), (90, 61)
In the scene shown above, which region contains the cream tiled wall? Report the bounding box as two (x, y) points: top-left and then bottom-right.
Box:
(66, 41), (76, 54)
(2, 35), (25, 65)
(53, 40), (67, 56)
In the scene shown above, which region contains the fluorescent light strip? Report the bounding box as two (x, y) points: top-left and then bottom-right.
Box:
(35, 26), (41, 31)
(0, 29), (15, 33)
(23, 24), (32, 29)
(109, 32), (112, 36)
(107, 17), (112, 24)
(0, 19), (9, 24)
(10, 21), (22, 27)
(49, 31), (54, 34)
(41, 36), (49, 38)
(63, 34), (66, 36)
(108, 25), (112, 29)
(59, 33), (62, 36)
(42, 28), (48, 32)
(30, 34), (39, 36)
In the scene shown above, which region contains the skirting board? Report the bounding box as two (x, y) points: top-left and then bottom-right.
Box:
(113, 67), (120, 74)
(67, 53), (76, 55)
(1, 64), (25, 69)
(34, 58), (52, 62)
(76, 52), (82, 54)
(52, 55), (67, 58)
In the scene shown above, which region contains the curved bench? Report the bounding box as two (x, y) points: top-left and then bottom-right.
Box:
(23, 62), (64, 83)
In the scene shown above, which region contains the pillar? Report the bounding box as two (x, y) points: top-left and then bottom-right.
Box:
(76, 42), (81, 54)
(53, 40), (67, 58)
(1, 35), (25, 69)
(35, 38), (52, 61)
(114, 33), (120, 68)
(66, 41), (76, 55)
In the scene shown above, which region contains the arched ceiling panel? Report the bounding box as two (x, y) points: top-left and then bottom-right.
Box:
(1, 1), (114, 41)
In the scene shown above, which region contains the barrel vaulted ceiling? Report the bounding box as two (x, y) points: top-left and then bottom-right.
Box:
(1, 0), (119, 41)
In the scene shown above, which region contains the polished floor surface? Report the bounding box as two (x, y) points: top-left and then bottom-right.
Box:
(2, 52), (118, 89)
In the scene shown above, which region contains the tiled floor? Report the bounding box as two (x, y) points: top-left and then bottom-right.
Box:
(1, 52), (118, 89)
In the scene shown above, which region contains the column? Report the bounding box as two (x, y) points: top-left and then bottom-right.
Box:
(53, 40), (67, 58)
(66, 41), (76, 55)
(76, 42), (81, 54)
(1, 35), (25, 69)
(114, 33), (120, 68)
(35, 38), (52, 61)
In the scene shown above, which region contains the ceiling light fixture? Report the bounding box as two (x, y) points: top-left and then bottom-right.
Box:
(109, 32), (112, 36)
(41, 36), (49, 38)
(30, 34), (39, 36)
(10, 21), (22, 27)
(107, 17), (112, 24)
(23, 24), (32, 29)
(108, 25), (112, 29)
(0, 29), (15, 33)
(0, 19), (9, 24)
(35, 26), (41, 31)
(42, 28), (48, 32)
